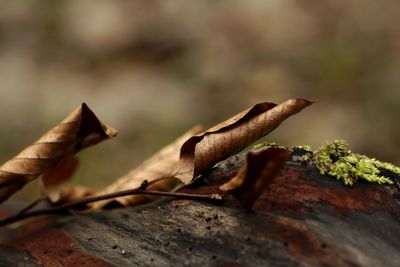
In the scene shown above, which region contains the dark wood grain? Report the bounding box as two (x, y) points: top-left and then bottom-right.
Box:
(1, 147), (399, 267)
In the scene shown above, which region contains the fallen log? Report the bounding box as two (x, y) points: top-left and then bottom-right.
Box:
(0, 146), (399, 267)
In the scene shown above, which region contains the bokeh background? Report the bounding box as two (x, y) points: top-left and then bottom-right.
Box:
(1, 0), (399, 200)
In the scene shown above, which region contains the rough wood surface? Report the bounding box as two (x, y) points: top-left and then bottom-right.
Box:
(1, 147), (400, 267)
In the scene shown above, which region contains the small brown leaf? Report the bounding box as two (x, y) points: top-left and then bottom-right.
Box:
(90, 126), (203, 209)
(220, 147), (290, 209)
(176, 99), (312, 184)
(0, 103), (117, 204)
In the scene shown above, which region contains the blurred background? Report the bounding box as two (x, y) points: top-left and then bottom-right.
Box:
(1, 0), (399, 200)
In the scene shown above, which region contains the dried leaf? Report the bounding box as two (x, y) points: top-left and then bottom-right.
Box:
(176, 99), (312, 184)
(90, 126), (203, 209)
(50, 99), (311, 210)
(0, 103), (117, 204)
(220, 147), (290, 209)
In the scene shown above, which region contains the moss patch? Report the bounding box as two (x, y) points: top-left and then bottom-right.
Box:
(253, 140), (400, 186)
(314, 140), (400, 186)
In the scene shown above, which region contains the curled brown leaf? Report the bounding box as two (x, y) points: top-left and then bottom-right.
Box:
(0, 103), (117, 204)
(45, 99), (311, 211)
(176, 99), (312, 184)
(220, 147), (290, 209)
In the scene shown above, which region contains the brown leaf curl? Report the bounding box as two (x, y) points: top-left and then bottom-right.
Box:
(176, 99), (312, 184)
(0, 103), (117, 204)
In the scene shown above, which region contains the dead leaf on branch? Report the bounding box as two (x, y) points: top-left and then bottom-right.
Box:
(0, 103), (117, 205)
(88, 99), (311, 209)
(220, 147), (290, 209)
(0, 99), (314, 226)
(74, 99), (311, 210)
(7, 98), (311, 213)
(176, 98), (312, 184)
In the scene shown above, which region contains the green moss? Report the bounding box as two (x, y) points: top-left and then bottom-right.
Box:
(314, 140), (400, 186)
(251, 139), (400, 186)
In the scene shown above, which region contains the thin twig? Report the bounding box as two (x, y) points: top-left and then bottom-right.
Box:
(0, 182), (222, 227)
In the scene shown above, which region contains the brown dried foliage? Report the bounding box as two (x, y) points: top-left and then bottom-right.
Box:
(0, 98), (313, 220)
(176, 98), (312, 184)
(0, 103), (117, 204)
(87, 99), (311, 209)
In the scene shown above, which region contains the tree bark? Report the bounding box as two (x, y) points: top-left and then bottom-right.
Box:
(0, 147), (399, 267)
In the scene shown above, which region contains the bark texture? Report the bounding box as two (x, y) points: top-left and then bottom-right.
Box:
(1, 147), (399, 267)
